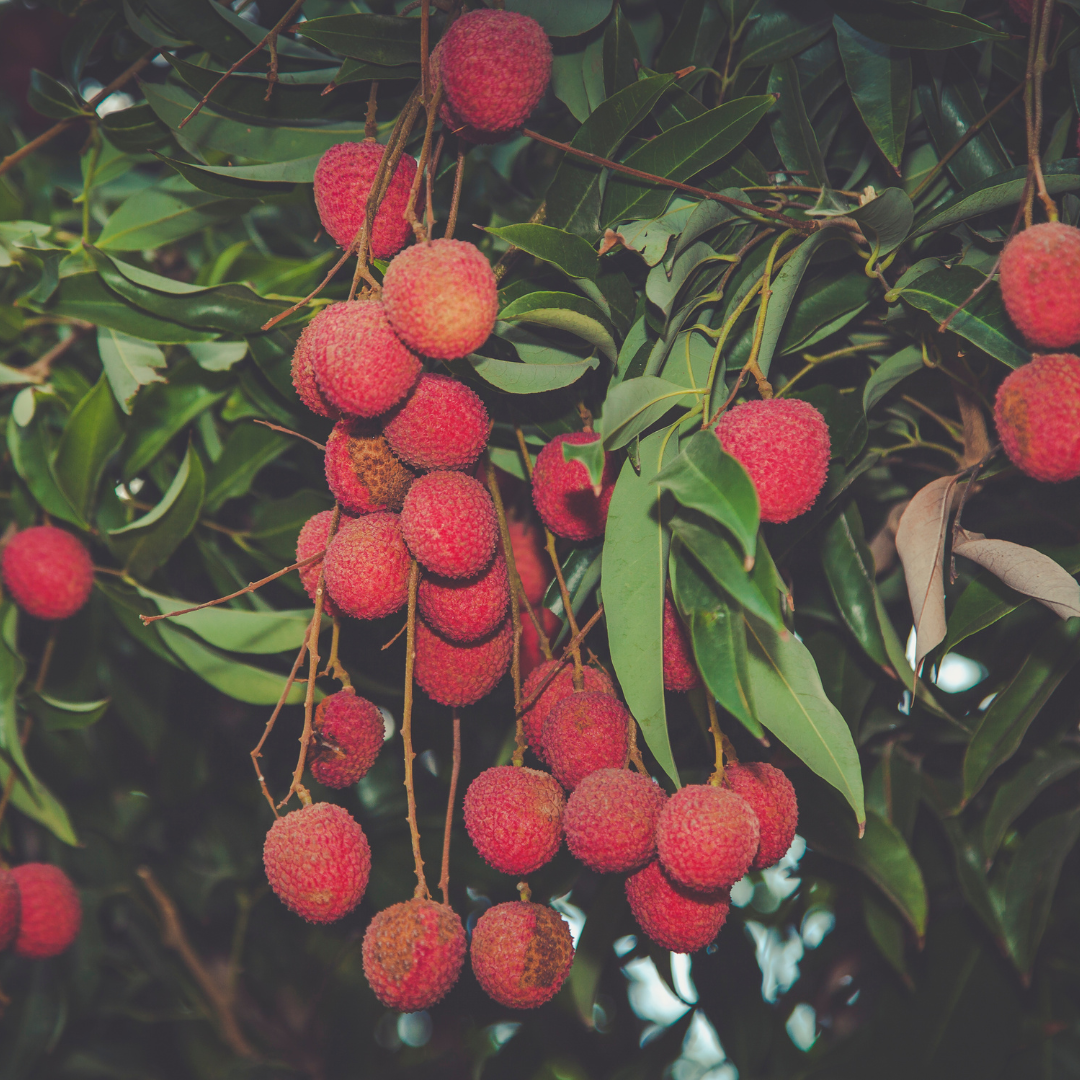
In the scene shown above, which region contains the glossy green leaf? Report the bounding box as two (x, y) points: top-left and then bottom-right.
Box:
(204, 423), (291, 513)
(738, 9), (831, 68)
(100, 102), (173, 153)
(829, 1), (1006, 49)
(804, 630), (875, 739)
(485, 224), (599, 280)
(29, 692), (110, 731)
(466, 352), (599, 393)
(53, 375), (124, 520)
(504, 0), (613, 37)
(27, 70), (84, 120)
(849, 187), (914, 261)
(863, 890), (912, 984)
(551, 37), (606, 123)
(293, 14), (419, 65)
(777, 271), (876, 356)
(498, 292), (617, 361)
(864, 344), (923, 412)
(152, 153), (301, 199)
(768, 59), (826, 187)
(143, 0), (270, 61)
(541, 544), (603, 624)
(603, 4), (639, 97)
(97, 327), (166, 414)
(600, 376), (697, 451)
(561, 439), (607, 490)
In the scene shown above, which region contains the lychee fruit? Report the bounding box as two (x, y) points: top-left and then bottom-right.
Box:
(656, 784), (760, 892)
(1, 525), (93, 621)
(999, 223), (1080, 349)
(0, 867), (19, 950)
(414, 616), (512, 707)
(531, 433), (619, 542)
(625, 860), (731, 953)
(381, 239), (498, 360)
(543, 690), (631, 790)
(508, 514), (550, 606)
(724, 762), (798, 869)
(296, 510), (342, 618)
(324, 418), (416, 516)
(313, 140), (418, 257)
(362, 898), (466, 1011)
(521, 660), (616, 764)
(470, 901), (574, 1009)
(383, 373), (490, 470)
(463, 766), (565, 875)
(263, 802), (370, 923)
(715, 398), (830, 524)
(520, 608), (560, 678)
(310, 691), (386, 789)
(438, 10), (552, 137)
(400, 470), (498, 579)
(564, 768), (666, 873)
(291, 317), (340, 418)
(323, 513), (410, 620)
(417, 553), (509, 643)
(11, 863), (81, 959)
(994, 353), (1080, 481)
(663, 596), (700, 691)
(308, 300), (421, 418)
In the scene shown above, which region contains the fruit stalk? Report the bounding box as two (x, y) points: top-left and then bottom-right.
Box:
(706, 694), (725, 785)
(251, 636), (310, 816)
(439, 711), (461, 905)
(445, 144), (466, 240)
(402, 560), (429, 899)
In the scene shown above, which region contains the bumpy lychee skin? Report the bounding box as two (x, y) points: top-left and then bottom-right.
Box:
(324, 418), (416, 516)
(400, 471), (498, 578)
(625, 860), (730, 953)
(522, 661), (616, 764)
(310, 691), (385, 789)
(470, 902), (574, 1009)
(656, 784), (760, 892)
(309, 300), (421, 418)
(383, 373), (490, 470)
(464, 766), (565, 875)
(532, 433), (619, 542)
(263, 803), (370, 923)
(313, 141), (417, 257)
(11, 864), (81, 959)
(663, 597), (700, 692)
(543, 690), (631, 790)
(724, 762), (798, 869)
(994, 354), (1080, 482)
(439, 10), (552, 136)
(564, 768), (667, 873)
(415, 617), (512, 707)
(0, 868), (20, 951)
(382, 239), (498, 360)
(417, 554), (509, 643)
(291, 317), (340, 418)
(324, 513), (410, 620)
(362, 898), (466, 1012)
(715, 399), (830, 524)
(1000, 223), (1080, 349)
(296, 510), (343, 619)
(1, 526), (93, 621)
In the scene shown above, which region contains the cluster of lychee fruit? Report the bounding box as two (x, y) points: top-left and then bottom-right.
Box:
(0, 862), (82, 961)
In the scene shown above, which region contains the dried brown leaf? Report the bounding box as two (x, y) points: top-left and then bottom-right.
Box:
(869, 499), (911, 576)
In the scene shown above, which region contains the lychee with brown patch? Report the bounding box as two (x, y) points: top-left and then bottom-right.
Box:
(323, 513), (410, 620)
(531, 433), (619, 542)
(999, 222), (1080, 349)
(414, 616), (512, 707)
(543, 690), (631, 790)
(11, 863), (81, 959)
(324, 418), (416, 516)
(1, 526), (93, 622)
(400, 471), (498, 579)
(522, 660), (616, 764)
(383, 373), (490, 470)
(724, 762), (798, 869)
(417, 553), (510, 644)
(310, 691), (386, 789)
(663, 597), (700, 692)
(625, 860), (731, 953)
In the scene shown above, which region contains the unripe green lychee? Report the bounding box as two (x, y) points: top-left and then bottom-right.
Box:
(310, 691), (385, 789)
(543, 690), (630, 790)
(11, 863), (81, 959)
(724, 762), (798, 869)
(1, 526), (93, 621)
(625, 860), (730, 953)
(999, 222), (1080, 349)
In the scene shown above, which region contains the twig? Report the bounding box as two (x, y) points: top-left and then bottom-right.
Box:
(485, 461), (524, 725)
(19, 323), (93, 383)
(627, 716), (648, 775)
(252, 419), (325, 451)
(705, 694), (725, 785)
(321, 614), (351, 687)
(364, 81), (379, 138)
(516, 605), (605, 715)
(401, 561), (429, 899)
(545, 531), (583, 688)
(936, 256), (1002, 333)
(1031, 0), (1059, 221)
(445, 144), (466, 240)
(404, 83), (445, 243)
(251, 636), (309, 816)
(426, 132), (444, 237)
(439, 711), (461, 905)
(35, 624), (58, 693)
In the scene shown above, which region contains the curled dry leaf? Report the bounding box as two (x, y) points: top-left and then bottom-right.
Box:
(869, 499), (911, 577)
(953, 529), (1080, 621)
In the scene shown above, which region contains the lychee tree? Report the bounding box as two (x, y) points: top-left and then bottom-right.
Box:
(0, 0), (1079, 1076)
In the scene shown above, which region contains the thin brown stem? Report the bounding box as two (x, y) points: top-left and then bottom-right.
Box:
(628, 718), (648, 775)
(252, 419), (325, 451)
(405, 83), (444, 242)
(364, 81), (380, 138)
(321, 614), (351, 687)
(706, 694), (725, 785)
(251, 636), (309, 817)
(485, 461), (524, 724)
(402, 561), (429, 899)
(439, 711), (461, 905)
(445, 144), (466, 240)
(19, 324), (93, 383)
(426, 132), (444, 236)
(34, 625), (58, 694)
(545, 531), (582, 689)
(421, 0), (431, 102)
(1031, 0), (1059, 221)
(516, 605), (605, 715)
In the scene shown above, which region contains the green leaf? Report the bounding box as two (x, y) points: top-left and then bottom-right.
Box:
(804, 630), (875, 738)
(294, 14), (419, 65)
(53, 375), (125, 520)
(561, 439), (607, 490)
(28, 692), (110, 731)
(152, 153), (302, 199)
(551, 36), (606, 123)
(485, 224), (599, 280)
(777, 271), (876, 356)
(100, 103), (173, 153)
(864, 344), (923, 413)
(187, 341), (248, 372)
(829, 0), (1006, 49)
(600, 376), (698, 450)
(27, 70), (85, 120)
(499, 292), (617, 361)
(863, 889), (912, 984)
(466, 353), (599, 393)
(204, 423), (291, 513)
(738, 9), (831, 68)
(768, 59), (826, 188)
(541, 544), (603, 623)
(503, 0), (614, 37)
(603, 4), (639, 97)
(848, 188), (914, 262)
(97, 327), (166, 414)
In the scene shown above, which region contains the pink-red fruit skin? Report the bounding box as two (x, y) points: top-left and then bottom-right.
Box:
(382, 239), (498, 360)
(994, 354), (1080, 482)
(310, 691), (385, 789)
(291, 317), (340, 418)
(470, 902), (574, 1009)
(296, 510), (343, 619)
(1000, 223), (1080, 349)
(324, 419), (415, 516)
(415, 617), (512, 707)
(532, 433), (618, 541)
(400, 471), (498, 579)
(715, 399), (830, 524)
(724, 762), (798, 869)
(0, 868), (19, 951)
(324, 513), (410, 620)
(625, 860), (730, 953)
(1, 526), (93, 621)
(522, 661), (616, 764)
(657, 784), (760, 892)
(313, 141), (417, 258)
(363, 898), (466, 1011)
(543, 690), (630, 790)
(417, 555), (509, 644)
(383, 373), (490, 470)
(663, 597), (701, 692)
(564, 769), (667, 873)
(263, 803), (370, 923)
(12, 864), (81, 959)
(464, 766), (565, 875)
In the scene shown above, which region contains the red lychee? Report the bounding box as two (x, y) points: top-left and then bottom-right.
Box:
(470, 901), (574, 1009)
(400, 471), (498, 579)
(1000, 223), (1080, 349)
(296, 510), (342, 618)
(663, 596), (700, 692)
(324, 418), (416, 516)
(313, 140), (417, 257)
(508, 515), (550, 606)
(464, 766), (565, 875)
(520, 608), (560, 678)
(323, 513), (410, 620)
(1, 526), (93, 621)
(263, 802), (370, 923)
(521, 660), (616, 764)
(543, 690), (631, 790)
(531, 433), (619, 542)
(309, 300), (421, 418)
(564, 768), (666, 873)
(656, 784), (759, 892)
(625, 860), (731, 953)
(417, 553), (509, 643)
(362, 898), (466, 1011)
(724, 762), (798, 869)
(291, 317), (340, 418)
(438, 10), (552, 137)
(310, 691), (386, 789)
(414, 616), (512, 707)
(994, 353), (1080, 482)
(383, 373), (490, 470)
(0, 867), (19, 950)
(11, 863), (81, 959)
(715, 398), (830, 524)
(382, 239), (498, 360)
